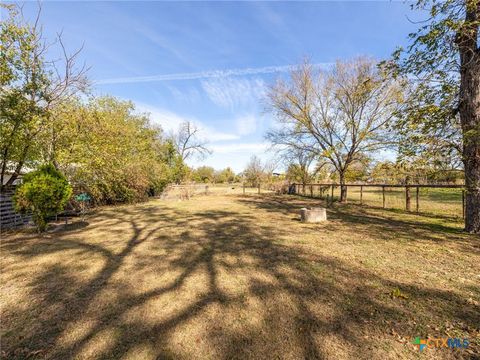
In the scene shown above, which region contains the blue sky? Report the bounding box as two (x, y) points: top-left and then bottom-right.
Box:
(13, 1), (422, 172)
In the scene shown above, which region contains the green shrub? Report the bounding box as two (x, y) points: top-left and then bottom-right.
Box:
(14, 164), (72, 232)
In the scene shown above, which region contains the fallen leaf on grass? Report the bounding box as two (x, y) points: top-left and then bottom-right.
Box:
(390, 288), (409, 300)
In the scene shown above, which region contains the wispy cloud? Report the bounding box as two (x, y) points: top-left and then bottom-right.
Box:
(251, 3), (300, 55)
(235, 114), (258, 136)
(188, 143), (273, 173)
(201, 77), (266, 109)
(136, 102), (239, 142)
(210, 142), (269, 154)
(166, 85), (201, 104)
(134, 25), (195, 68)
(95, 63), (332, 85)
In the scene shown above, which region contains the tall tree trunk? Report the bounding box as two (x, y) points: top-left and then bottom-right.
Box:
(339, 172), (347, 202)
(458, 2), (480, 233)
(460, 57), (480, 233)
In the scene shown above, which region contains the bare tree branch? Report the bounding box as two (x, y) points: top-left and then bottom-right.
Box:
(172, 121), (212, 161)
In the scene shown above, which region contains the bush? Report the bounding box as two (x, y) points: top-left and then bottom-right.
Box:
(14, 164), (73, 232)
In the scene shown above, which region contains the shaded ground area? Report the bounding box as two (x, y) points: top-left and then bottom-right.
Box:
(297, 185), (463, 218)
(1, 194), (479, 359)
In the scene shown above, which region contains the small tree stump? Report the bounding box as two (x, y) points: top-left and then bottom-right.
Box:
(300, 207), (327, 223)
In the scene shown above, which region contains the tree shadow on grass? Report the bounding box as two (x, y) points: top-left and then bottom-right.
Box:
(48, 220), (90, 233)
(1, 198), (479, 359)
(292, 192), (464, 223)
(238, 195), (479, 252)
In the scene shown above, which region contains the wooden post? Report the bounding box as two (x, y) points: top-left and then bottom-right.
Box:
(416, 187), (419, 213)
(205, 185), (209, 195)
(302, 184), (305, 196)
(405, 185), (411, 212)
(310, 185), (313, 197)
(331, 185), (334, 203)
(462, 190), (465, 219)
(258, 182), (261, 194)
(360, 185), (363, 205)
(243, 183), (245, 195)
(382, 186), (386, 208)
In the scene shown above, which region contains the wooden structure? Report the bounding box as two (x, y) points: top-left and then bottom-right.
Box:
(0, 186), (31, 230)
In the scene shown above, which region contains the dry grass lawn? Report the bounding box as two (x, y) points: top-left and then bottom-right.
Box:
(1, 193), (479, 359)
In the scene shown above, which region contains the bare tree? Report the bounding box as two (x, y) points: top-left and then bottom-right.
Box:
(0, 4), (88, 190)
(172, 121), (211, 161)
(266, 58), (403, 202)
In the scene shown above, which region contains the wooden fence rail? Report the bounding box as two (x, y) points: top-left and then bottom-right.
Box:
(291, 183), (465, 218)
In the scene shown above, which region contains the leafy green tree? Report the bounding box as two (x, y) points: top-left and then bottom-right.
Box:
(215, 167), (236, 183)
(343, 156), (372, 183)
(1, 5), (185, 205)
(285, 164), (311, 185)
(389, 0), (479, 232)
(243, 155), (273, 187)
(0, 5), (87, 191)
(193, 166), (215, 183)
(370, 159), (464, 185)
(159, 140), (189, 186)
(14, 164), (72, 231)
(49, 96), (183, 203)
(369, 161), (415, 184)
(280, 148), (317, 185)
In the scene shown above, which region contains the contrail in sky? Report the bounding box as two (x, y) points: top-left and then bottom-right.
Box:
(95, 63), (332, 85)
